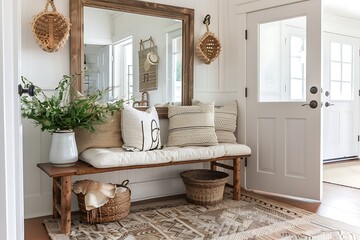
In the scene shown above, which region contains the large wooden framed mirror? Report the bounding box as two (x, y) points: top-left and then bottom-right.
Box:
(70, 0), (194, 117)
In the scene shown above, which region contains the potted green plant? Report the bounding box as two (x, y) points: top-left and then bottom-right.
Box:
(20, 74), (125, 167)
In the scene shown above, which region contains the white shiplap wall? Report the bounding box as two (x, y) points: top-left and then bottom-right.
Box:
(23, 0), (344, 219)
(22, 0), (242, 218)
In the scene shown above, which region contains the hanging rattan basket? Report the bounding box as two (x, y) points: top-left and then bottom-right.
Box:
(196, 22), (221, 65)
(32, 0), (71, 52)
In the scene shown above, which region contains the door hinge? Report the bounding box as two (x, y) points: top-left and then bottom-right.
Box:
(358, 90), (360, 96)
(245, 87), (248, 97)
(245, 158), (248, 167)
(358, 135), (360, 142)
(245, 30), (248, 40)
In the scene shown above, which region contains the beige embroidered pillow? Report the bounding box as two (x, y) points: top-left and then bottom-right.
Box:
(75, 111), (123, 154)
(167, 104), (218, 147)
(121, 105), (161, 151)
(192, 100), (238, 143)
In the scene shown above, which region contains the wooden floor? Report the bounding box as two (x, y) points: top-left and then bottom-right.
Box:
(24, 182), (360, 239)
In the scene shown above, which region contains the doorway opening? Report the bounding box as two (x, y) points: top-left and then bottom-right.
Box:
(322, 0), (360, 190)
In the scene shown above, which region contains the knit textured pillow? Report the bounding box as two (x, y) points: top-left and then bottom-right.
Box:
(192, 100), (237, 143)
(167, 104), (218, 147)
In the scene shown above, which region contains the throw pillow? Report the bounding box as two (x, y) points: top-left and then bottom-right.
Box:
(167, 104), (218, 147)
(192, 99), (238, 143)
(121, 105), (161, 151)
(75, 111), (123, 154)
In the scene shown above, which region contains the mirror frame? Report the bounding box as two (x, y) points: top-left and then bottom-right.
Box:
(70, 0), (194, 118)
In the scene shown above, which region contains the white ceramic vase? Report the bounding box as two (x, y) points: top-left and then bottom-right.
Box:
(49, 130), (78, 167)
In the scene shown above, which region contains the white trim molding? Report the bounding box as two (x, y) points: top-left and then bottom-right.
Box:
(232, 0), (308, 14)
(0, 0), (23, 239)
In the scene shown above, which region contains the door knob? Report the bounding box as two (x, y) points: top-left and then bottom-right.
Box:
(324, 102), (334, 107)
(310, 86), (318, 94)
(18, 84), (35, 96)
(302, 100), (318, 109)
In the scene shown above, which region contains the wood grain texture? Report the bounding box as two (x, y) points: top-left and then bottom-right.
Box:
(38, 156), (250, 178)
(60, 176), (72, 234)
(233, 157), (241, 200)
(52, 178), (60, 218)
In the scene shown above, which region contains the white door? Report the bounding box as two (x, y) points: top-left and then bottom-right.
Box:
(246, 0), (322, 200)
(96, 45), (112, 102)
(0, 0), (24, 238)
(323, 33), (359, 161)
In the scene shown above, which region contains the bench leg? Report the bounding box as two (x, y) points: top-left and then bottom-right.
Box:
(61, 176), (72, 234)
(53, 178), (60, 218)
(233, 157), (241, 200)
(210, 161), (217, 171)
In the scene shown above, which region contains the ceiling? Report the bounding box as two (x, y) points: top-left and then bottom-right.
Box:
(324, 0), (360, 20)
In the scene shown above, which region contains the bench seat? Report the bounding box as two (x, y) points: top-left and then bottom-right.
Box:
(80, 143), (251, 168)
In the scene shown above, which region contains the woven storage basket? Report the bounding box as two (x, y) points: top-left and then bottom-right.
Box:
(32, 0), (71, 52)
(196, 22), (221, 65)
(76, 180), (131, 223)
(180, 170), (229, 206)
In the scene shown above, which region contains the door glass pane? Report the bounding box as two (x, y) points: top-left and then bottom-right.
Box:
(342, 63), (352, 82)
(331, 42), (341, 61)
(259, 16), (306, 102)
(330, 62), (341, 80)
(342, 44), (352, 63)
(330, 42), (353, 101)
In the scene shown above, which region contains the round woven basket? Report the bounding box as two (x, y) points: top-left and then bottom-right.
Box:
(76, 180), (131, 223)
(32, 0), (71, 52)
(180, 170), (229, 206)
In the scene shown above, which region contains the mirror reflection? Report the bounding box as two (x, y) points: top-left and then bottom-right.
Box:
(84, 7), (183, 105)
(259, 16), (306, 102)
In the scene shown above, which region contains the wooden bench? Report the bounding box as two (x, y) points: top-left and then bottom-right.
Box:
(37, 154), (249, 235)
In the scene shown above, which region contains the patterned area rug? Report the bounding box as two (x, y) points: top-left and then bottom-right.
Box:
(44, 191), (360, 240)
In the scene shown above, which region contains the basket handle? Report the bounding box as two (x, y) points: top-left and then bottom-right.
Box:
(203, 14), (211, 33)
(115, 179), (131, 194)
(116, 179), (129, 188)
(44, 0), (57, 12)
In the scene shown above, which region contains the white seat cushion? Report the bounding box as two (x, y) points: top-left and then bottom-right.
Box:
(222, 143), (252, 156)
(80, 147), (175, 168)
(166, 145), (225, 162)
(80, 143), (251, 168)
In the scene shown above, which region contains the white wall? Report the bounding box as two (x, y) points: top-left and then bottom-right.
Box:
(21, 0), (244, 219)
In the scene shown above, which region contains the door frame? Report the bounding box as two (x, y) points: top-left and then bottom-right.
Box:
(0, 0), (24, 238)
(322, 32), (360, 162)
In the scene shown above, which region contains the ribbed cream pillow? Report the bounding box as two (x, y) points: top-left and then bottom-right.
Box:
(121, 105), (161, 151)
(167, 104), (218, 147)
(192, 100), (237, 143)
(75, 111), (123, 154)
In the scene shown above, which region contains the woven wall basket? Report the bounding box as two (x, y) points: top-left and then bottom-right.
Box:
(32, 0), (71, 53)
(196, 23), (221, 65)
